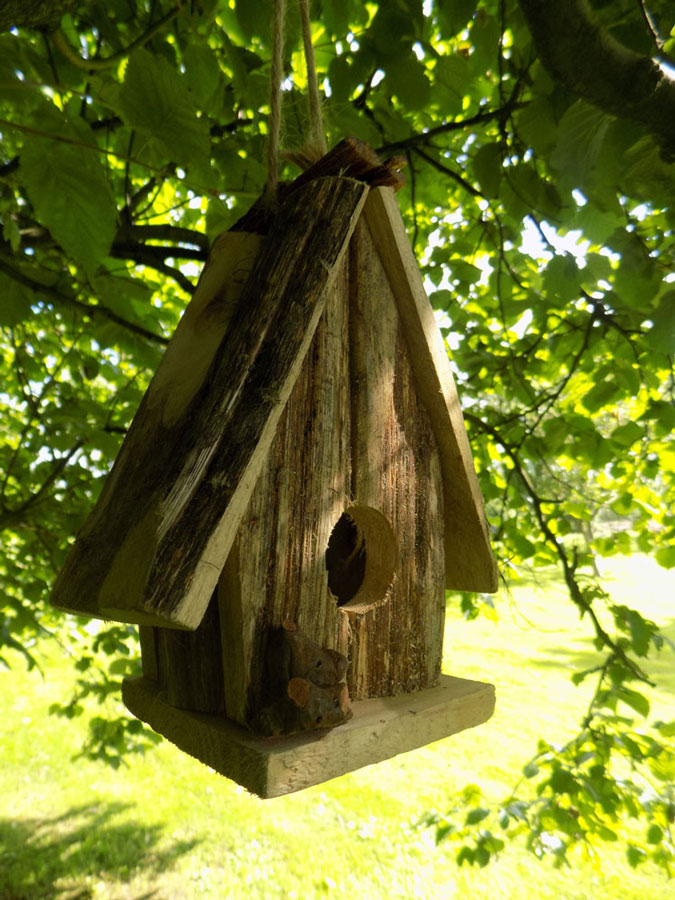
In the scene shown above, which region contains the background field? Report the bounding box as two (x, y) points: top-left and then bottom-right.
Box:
(1, 554), (673, 900)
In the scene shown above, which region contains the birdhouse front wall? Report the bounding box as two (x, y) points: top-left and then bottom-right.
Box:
(215, 216), (446, 727)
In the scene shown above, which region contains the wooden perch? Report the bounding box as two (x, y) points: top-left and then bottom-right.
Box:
(51, 175), (369, 629)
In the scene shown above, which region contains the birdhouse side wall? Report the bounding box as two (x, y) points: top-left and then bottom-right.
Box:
(345, 218), (446, 697)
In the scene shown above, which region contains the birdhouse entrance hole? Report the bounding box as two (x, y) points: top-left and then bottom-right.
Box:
(326, 506), (397, 609)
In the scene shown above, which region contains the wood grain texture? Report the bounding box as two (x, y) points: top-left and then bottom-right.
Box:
(362, 187), (498, 593)
(122, 673), (496, 798)
(138, 626), (158, 680)
(218, 251), (352, 725)
(217, 214), (448, 715)
(346, 218), (446, 698)
(154, 589), (224, 713)
(51, 176), (368, 630)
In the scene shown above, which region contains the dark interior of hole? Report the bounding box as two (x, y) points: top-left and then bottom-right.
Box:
(326, 513), (367, 606)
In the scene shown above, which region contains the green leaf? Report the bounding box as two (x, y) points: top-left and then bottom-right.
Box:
(551, 100), (612, 188)
(385, 57), (430, 109)
(618, 687), (650, 718)
(473, 143), (501, 198)
(542, 255), (581, 303)
(328, 54), (355, 103)
(610, 421), (643, 448)
(655, 546), (675, 569)
(581, 379), (621, 414)
(639, 400), (675, 438)
(465, 807), (490, 825)
(523, 761), (539, 778)
(646, 824), (663, 845)
(369, 3), (417, 58)
(516, 97), (557, 155)
(119, 49), (210, 169)
(451, 260), (482, 285)
(21, 138), (117, 274)
(434, 55), (472, 114)
(456, 846), (475, 866)
(323, 0), (353, 36)
(182, 41), (230, 117)
(436, 0), (478, 37)
(2, 212), (21, 251)
(549, 768), (579, 795)
(0, 271), (33, 325)
(627, 845), (646, 868)
(235, 0), (271, 42)
(646, 290), (675, 355)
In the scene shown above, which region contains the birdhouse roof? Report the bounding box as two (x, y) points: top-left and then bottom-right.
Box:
(51, 142), (497, 632)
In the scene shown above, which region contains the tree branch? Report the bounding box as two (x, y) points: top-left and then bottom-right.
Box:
(464, 410), (652, 685)
(0, 257), (169, 345)
(0, 0), (78, 32)
(50, 4), (184, 71)
(0, 439), (84, 531)
(109, 246), (196, 293)
(115, 223), (209, 254)
(411, 146), (484, 198)
(377, 105), (524, 154)
(518, 0), (675, 159)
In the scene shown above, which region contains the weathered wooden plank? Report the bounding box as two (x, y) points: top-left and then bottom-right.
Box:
(51, 229), (261, 620)
(138, 626), (158, 681)
(218, 250), (352, 725)
(51, 176), (369, 630)
(122, 673), (496, 798)
(346, 218), (447, 698)
(362, 187), (498, 593)
(154, 588), (224, 713)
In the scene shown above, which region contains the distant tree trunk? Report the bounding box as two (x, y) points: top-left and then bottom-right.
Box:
(518, 0), (675, 159)
(0, 0), (78, 32)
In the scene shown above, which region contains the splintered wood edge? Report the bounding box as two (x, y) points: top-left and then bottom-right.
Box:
(362, 187), (498, 593)
(122, 674), (495, 799)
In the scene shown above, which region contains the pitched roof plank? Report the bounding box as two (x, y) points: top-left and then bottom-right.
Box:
(362, 187), (498, 593)
(51, 175), (369, 629)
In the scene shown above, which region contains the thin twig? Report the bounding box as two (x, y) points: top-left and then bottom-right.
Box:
(411, 146), (484, 198)
(50, 4), (184, 71)
(0, 257), (169, 345)
(0, 440), (85, 532)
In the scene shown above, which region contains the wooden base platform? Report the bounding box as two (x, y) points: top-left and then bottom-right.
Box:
(122, 674), (495, 798)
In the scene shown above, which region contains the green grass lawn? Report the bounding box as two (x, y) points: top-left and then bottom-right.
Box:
(1, 554), (673, 900)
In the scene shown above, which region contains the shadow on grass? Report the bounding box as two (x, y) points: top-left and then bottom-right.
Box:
(0, 801), (199, 900)
(536, 617), (675, 689)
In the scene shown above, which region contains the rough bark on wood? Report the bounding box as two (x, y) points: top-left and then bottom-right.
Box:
(363, 188), (498, 593)
(519, 0), (675, 161)
(218, 250), (352, 724)
(154, 589), (225, 713)
(0, 0), (77, 31)
(51, 176), (368, 630)
(345, 216), (447, 698)
(138, 626), (158, 681)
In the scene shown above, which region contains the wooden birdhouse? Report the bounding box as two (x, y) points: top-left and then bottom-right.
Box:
(51, 139), (498, 798)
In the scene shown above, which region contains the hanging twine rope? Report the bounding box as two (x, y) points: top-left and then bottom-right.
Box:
(266, 0), (287, 204)
(298, 0), (328, 156)
(267, 0), (327, 203)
